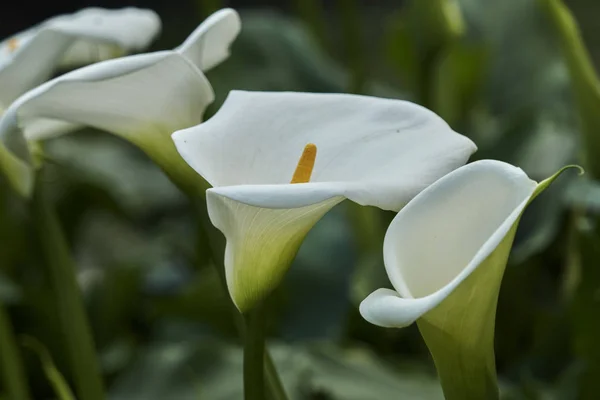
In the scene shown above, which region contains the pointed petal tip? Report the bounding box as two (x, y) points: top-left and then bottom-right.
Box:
(176, 8), (241, 71)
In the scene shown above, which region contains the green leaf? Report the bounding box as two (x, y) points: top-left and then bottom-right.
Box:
(32, 166), (105, 400)
(539, 0), (600, 178)
(21, 336), (75, 400)
(0, 303), (30, 400)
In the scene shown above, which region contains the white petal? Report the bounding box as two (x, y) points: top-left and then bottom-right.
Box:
(0, 8), (161, 108)
(359, 289), (432, 328)
(206, 186), (344, 312)
(359, 160), (537, 327)
(176, 8), (241, 71)
(383, 160), (536, 300)
(208, 182), (349, 208)
(0, 51), (213, 195)
(13, 51), (213, 144)
(173, 91), (477, 211)
(54, 8), (161, 67)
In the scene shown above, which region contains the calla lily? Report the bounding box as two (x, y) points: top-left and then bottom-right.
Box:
(0, 7), (162, 111)
(359, 160), (578, 399)
(0, 8), (241, 198)
(172, 90), (477, 312)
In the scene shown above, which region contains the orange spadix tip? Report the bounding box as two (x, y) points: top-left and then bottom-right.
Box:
(290, 143), (317, 184)
(7, 38), (19, 52)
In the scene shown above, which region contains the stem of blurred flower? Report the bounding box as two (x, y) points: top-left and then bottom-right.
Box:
(243, 301), (266, 400)
(0, 302), (31, 400)
(193, 199), (289, 399)
(32, 166), (105, 400)
(294, 0), (329, 50)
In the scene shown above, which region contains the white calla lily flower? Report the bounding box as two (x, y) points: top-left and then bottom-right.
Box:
(359, 159), (577, 399)
(0, 7), (162, 111)
(173, 90), (477, 312)
(0, 8), (241, 198)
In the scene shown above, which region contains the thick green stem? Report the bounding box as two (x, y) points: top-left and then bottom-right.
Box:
(32, 169), (105, 400)
(243, 303), (266, 400)
(0, 302), (31, 400)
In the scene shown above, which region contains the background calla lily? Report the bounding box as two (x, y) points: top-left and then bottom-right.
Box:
(0, 7), (161, 112)
(0, 8), (241, 198)
(173, 90), (477, 312)
(359, 159), (578, 399)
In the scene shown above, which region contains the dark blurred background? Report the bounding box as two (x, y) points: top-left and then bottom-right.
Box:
(3, 0), (600, 399)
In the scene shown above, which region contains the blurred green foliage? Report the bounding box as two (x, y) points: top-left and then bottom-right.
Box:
(2, 0), (600, 398)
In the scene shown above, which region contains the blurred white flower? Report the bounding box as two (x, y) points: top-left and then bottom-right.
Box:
(359, 159), (574, 399)
(173, 90), (477, 312)
(0, 8), (241, 198)
(0, 7), (162, 111)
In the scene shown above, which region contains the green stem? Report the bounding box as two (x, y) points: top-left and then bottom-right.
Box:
(32, 168), (105, 400)
(0, 302), (31, 400)
(192, 198), (289, 400)
(243, 303), (265, 400)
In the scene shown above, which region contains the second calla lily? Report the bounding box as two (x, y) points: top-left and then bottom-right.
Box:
(359, 160), (578, 399)
(173, 90), (477, 312)
(0, 8), (241, 198)
(0, 7), (161, 111)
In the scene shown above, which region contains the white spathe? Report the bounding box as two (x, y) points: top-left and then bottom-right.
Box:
(0, 7), (162, 110)
(173, 90), (477, 312)
(0, 8), (241, 198)
(358, 160), (575, 399)
(359, 160), (537, 328)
